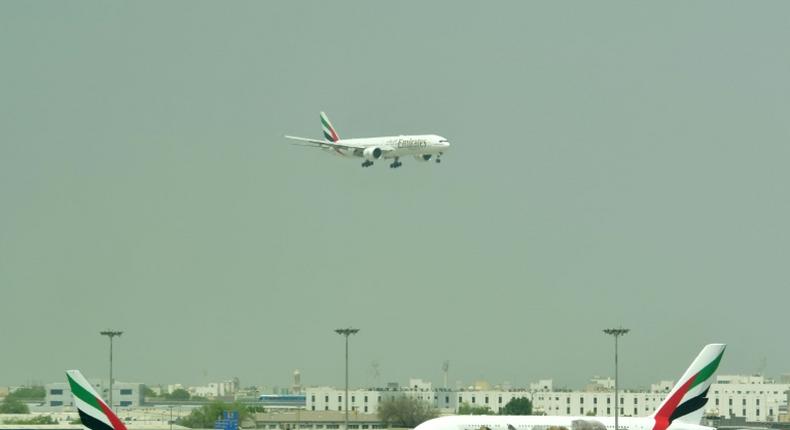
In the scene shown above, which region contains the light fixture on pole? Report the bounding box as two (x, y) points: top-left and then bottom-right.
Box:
(100, 330), (123, 410)
(335, 328), (359, 430)
(603, 328), (629, 430)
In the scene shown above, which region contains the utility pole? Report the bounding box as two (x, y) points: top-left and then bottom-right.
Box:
(603, 328), (629, 430)
(100, 330), (123, 410)
(335, 328), (359, 430)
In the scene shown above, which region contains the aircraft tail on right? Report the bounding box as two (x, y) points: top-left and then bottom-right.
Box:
(66, 370), (128, 430)
(651, 344), (726, 430)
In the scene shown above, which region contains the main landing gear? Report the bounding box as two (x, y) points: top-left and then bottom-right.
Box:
(361, 160), (374, 168)
(436, 152), (443, 163)
(389, 157), (402, 169)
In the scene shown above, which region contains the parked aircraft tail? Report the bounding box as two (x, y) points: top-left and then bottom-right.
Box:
(66, 370), (128, 430)
(651, 344), (726, 430)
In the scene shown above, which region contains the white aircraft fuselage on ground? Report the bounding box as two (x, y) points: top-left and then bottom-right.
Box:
(285, 112), (450, 168)
(415, 344), (726, 430)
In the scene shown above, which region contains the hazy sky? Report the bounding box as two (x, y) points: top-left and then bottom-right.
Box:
(2, 2), (789, 391)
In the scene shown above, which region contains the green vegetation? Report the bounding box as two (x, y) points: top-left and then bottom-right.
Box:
(378, 396), (439, 427)
(0, 398), (30, 414)
(142, 385), (157, 397)
(501, 397), (533, 415)
(163, 388), (191, 401)
(2, 415), (58, 424)
(458, 403), (494, 415)
(7, 386), (45, 401)
(178, 401), (254, 428)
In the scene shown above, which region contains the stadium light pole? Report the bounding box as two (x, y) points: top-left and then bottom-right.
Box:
(335, 328), (359, 430)
(603, 328), (629, 430)
(100, 330), (123, 410)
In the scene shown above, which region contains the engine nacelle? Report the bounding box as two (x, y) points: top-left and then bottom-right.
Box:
(363, 147), (383, 161)
(414, 154), (432, 162)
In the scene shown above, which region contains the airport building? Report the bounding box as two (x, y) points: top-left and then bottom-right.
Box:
(305, 375), (790, 422)
(45, 380), (143, 408)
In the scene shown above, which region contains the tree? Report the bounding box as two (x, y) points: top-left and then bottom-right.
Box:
(7, 387), (45, 401)
(500, 397), (532, 415)
(179, 401), (253, 429)
(458, 403), (493, 415)
(0, 398), (30, 414)
(164, 389), (191, 401)
(378, 396), (439, 428)
(142, 385), (157, 398)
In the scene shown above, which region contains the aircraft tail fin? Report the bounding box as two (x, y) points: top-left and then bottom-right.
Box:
(66, 370), (128, 430)
(651, 344), (726, 430)
(321, 111), (340, 142)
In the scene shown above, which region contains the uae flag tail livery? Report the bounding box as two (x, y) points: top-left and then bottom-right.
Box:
(651, 344), (726, 430)
(66, 370), (128, 430)
(320, 111), (340, 142)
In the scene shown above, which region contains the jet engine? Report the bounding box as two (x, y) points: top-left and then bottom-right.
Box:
(413, 154), (432, 162)
(363, 147), (383, 161)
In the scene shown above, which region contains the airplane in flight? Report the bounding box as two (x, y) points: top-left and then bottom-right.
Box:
(415, 344), (726, 430)
(285, 112), (450, 168)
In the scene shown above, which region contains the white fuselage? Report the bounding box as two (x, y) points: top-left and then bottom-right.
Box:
(327, 134), (449, 159)
(415, 415), (712, 430)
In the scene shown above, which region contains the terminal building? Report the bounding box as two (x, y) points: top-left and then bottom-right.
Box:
(45, 380), (143, 408)
(305, 375), (790, 422)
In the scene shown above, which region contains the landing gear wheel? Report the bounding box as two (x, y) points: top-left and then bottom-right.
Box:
(362, 160), (373, 168)
(389, 157), (402, 169)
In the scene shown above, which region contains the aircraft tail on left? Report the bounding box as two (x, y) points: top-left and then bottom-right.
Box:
(66, 370), (128, 430)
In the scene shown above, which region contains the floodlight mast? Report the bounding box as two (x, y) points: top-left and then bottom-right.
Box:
(100, 330), (123, 410)
(603, 328), (629, 430)
(335, 328), (359, 430)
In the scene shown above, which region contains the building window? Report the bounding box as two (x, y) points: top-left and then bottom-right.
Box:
(338, 406), (342, 411)
(312, 395), (316, 402)
(364, 406), (368, 412)
(324, 406), (328, 411)
(446, 396), (450, 403)
(120, 401), (132, 407)
(485, 397), (489, 404)
(472, 397), (476, 404)
(338, 396), (342, 402)
(364, 396), (368, 402)
(594, 398), (598, 404)
(50, 389), (64, 395)
(567, 398), (570, 404)
(756, 399), (760, 405)
(607, 408), (611, 415)
(729, 399), (732, 406)
(742, 399), (746, 406)
(757, 409), (760, 416)
(580, 407), (584, 414)
(633, 398), (637, 404)
(715, 399), (719, 406)
(566, 407), (570, 414)
(634, 408), (637, 415)
(607, 398), (611, 404)
(120, 389), (132, 395)
(50, 401), (63, 406)
(498, 397), (502, 404)
(325, 396), (329, 402)
(459, 397), (463, 403)
(311, 406), (315, 411)
(742, 409), (746, 416)
(581, 398), (584, 404)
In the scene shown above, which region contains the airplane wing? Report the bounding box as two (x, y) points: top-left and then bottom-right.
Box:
(284, 135), (371, 151)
